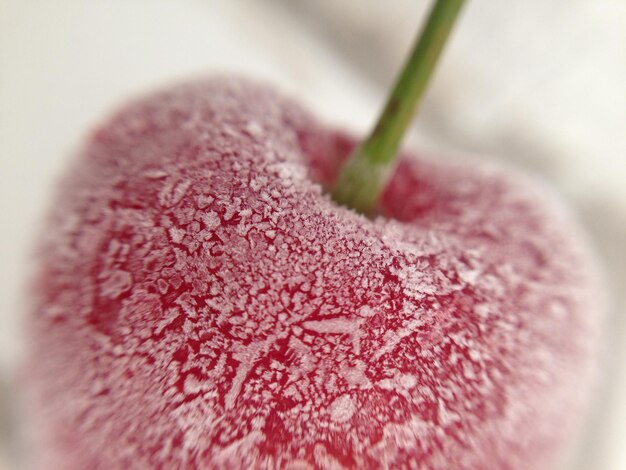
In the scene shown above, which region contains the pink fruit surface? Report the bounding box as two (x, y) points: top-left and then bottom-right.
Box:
(26, 78), (602, 469)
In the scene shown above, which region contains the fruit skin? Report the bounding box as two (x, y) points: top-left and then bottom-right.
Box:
(26, 78), (602, 469)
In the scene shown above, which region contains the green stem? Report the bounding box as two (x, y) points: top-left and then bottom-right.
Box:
(331, 0), (466, 215)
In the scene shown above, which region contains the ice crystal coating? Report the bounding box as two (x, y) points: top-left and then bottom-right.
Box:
(27, 78), (601, 470)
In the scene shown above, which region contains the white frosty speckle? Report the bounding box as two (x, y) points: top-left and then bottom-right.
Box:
(99, 270), (132, 299)
(329, 394), (356, 423)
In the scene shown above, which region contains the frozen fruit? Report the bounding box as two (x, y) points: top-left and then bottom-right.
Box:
(26, 78), (602, 469)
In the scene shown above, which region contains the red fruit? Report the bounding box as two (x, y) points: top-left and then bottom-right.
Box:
(26, 78), (602, 469)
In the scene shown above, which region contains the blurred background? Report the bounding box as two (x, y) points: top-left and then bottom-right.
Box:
(0, 0), (624, 468)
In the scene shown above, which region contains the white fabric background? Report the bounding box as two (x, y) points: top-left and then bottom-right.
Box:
(1, 1), (624, 468)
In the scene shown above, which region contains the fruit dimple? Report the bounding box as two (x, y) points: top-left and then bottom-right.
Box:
(27, 78), (602, 470)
